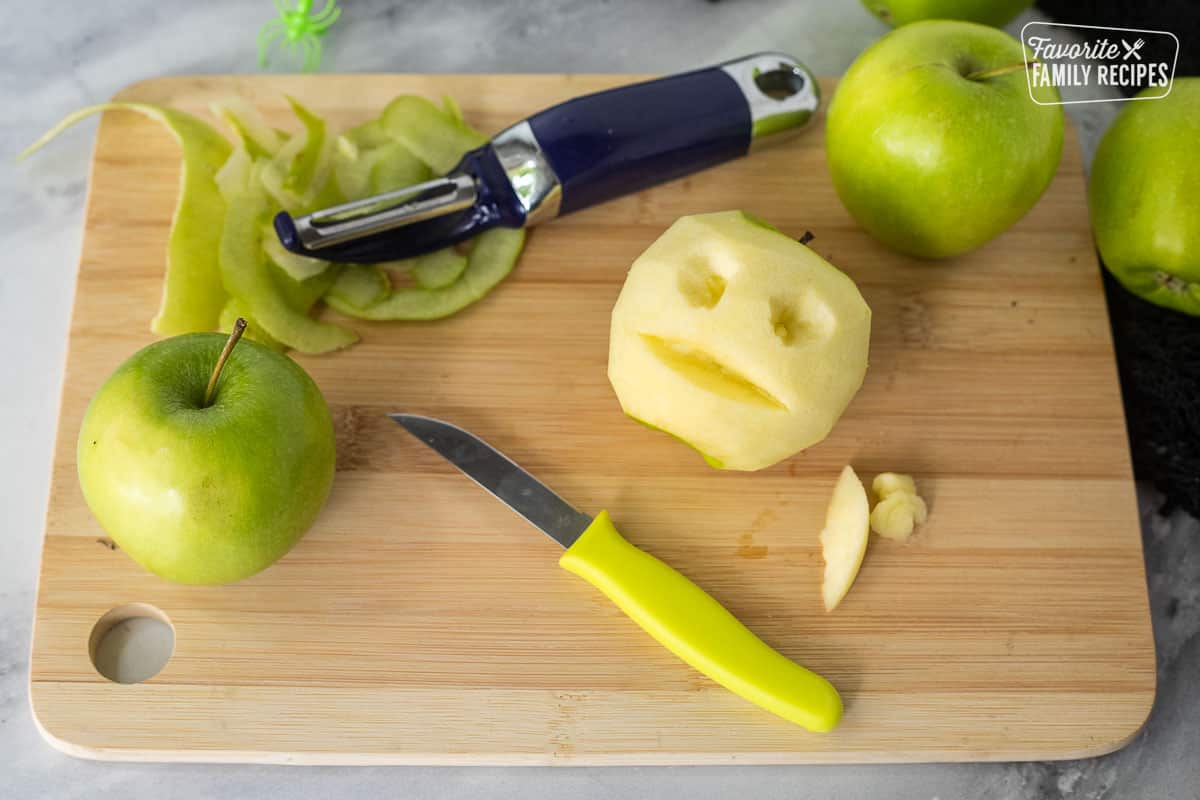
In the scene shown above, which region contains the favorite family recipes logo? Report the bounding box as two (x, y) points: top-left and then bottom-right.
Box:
(1021, 22), (1179, 105)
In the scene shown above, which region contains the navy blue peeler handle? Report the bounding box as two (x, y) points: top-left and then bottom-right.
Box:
(529, 66), (751, 215)
(275, 53), (819, 263)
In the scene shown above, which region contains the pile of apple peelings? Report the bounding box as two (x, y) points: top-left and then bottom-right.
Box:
(21, 96), (526, 353)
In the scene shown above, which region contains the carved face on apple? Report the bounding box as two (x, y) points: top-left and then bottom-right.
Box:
(608, 211), (872, 472)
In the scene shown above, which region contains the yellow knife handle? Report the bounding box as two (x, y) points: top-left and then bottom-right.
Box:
(558, 510), (842, 732)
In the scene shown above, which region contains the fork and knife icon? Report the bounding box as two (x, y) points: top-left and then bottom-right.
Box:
(1121, 38), (1146, 61)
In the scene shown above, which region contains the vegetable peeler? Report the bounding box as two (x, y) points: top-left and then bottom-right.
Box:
(274, 52), (820, 263)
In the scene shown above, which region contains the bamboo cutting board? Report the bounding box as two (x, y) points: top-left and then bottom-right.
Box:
(31, 74), (1155, 764)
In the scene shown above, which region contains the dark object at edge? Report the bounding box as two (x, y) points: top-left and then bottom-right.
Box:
(1038, 0), (1200, 515)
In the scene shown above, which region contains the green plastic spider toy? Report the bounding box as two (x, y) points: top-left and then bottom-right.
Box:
(258, 0), (341, 73)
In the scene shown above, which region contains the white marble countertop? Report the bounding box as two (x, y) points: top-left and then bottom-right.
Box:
(3, 1), (1197, 797)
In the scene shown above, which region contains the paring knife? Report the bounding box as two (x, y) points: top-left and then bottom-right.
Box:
(391, 414), (842, 732)
(275, 53), (820, 263)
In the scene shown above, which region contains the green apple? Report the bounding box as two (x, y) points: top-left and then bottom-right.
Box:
(861, 0), (1032, 28)
(1089, 79), (1200, 315)
(826, 20), (1063, 259)
(78, 325), (336, 584)
(608, 211), (871, 472)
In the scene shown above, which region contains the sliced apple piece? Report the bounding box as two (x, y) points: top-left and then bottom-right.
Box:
(820, 465), (871, 612)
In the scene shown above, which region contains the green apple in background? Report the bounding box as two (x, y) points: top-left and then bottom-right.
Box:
(1089, 79), (1200, 315)
(861, 0), (1032, 28)
(78, 322), (336, 584)
(826, 20), (1063, 259)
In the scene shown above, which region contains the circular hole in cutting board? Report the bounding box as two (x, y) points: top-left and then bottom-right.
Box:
(88, 603), (175, 684)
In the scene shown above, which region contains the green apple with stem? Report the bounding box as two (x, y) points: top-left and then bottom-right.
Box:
(861, 0), (1032, 28)
(78, 320), (336, 584)
(826, 20), (1063, 259)
(1089, 79), (1200, 315)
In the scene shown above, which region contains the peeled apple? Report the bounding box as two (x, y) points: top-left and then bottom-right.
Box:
(608, 211), (871, 471)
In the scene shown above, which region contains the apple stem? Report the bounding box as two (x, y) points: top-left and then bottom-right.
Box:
(798, 231), (815, 246)
(965, 61), (1037, 82)
(203, 318), (247, 407)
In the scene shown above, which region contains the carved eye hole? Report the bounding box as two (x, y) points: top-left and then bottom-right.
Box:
(770, 295), (835, 346)
(677, 259), (727, 309)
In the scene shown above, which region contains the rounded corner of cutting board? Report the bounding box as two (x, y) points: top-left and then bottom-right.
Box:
(29, 681), (105, 762)
(1081, 669), (1159, 761)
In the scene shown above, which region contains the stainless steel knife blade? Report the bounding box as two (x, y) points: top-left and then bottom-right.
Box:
(389, 414), (592, 549)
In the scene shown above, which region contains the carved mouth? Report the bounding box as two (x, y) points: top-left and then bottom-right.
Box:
(639, 334), (788, 411)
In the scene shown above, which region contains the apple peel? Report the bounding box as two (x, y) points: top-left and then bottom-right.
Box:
(211, 97), (285, 158)
(327, 228), (524, 321)
(411, 248), (469, 290)
(333, 138), (429, 201)
(25, 92), (527, 349)
(259, 96), (336, 213)
(219, 299), (282, 351)
(21, 103), (232, 336)
(219, 192), (357, 353)
(381, 94), (488, 174)
(327, 264), (391, 308)
(261, 221), (330, 282)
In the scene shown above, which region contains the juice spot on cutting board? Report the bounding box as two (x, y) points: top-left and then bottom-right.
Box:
(737, 532), (769, 559)
(736, 509), (777, 559)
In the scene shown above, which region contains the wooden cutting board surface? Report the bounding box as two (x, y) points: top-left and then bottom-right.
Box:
(31, 74), (1155, 764)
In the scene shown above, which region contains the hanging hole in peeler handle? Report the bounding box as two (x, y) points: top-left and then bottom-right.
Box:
(719, 53), (821, 147)
(753, 65), (809, 101)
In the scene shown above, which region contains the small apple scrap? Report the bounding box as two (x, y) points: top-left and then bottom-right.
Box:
(869, 472), (928, 540)
(820, 467), (927, 611)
